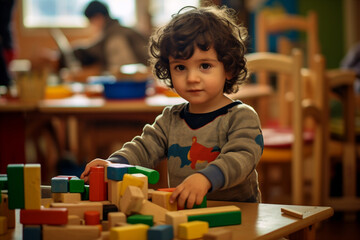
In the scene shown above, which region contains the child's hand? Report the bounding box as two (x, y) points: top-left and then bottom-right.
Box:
(170, 173), (211, 209)
(80, 158), (112, 183)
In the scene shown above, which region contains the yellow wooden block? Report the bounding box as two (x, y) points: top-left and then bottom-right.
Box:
(110, 224), (149, 240)
(152, 191), (177, 211)
(120, 174), (144, 196)
(0, 216), (8, 235)
(165, 211), (187, 237)
(178, 221), (209, 240)
(24, 164), (41, 209)
(131, 173), (148, 199)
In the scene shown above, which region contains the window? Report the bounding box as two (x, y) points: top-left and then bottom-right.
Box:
(22, 0), (199, 28)
(23, 0), (136, 28)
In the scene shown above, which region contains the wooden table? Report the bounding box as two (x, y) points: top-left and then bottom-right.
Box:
(1, 201), (333, 240)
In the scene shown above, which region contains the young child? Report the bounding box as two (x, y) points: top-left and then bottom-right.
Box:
(81, 5), (264, 209)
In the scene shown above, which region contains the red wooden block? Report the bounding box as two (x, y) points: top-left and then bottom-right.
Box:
(84, 211), (100, 225)
(20, 208), (68, 225)
(157, 188), (176, 192)
(89, 166), (106, 201)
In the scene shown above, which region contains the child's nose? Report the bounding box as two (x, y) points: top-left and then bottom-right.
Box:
(186, 70), (200, 83)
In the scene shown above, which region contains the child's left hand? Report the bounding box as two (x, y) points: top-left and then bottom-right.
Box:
(169, 173), (211, 209)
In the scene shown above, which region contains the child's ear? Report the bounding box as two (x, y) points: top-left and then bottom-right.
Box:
(225, 72), (232, 81)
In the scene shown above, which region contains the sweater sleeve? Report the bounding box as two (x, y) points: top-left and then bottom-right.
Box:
(108, 106), (173, 169)
(206, 104), (263, 190)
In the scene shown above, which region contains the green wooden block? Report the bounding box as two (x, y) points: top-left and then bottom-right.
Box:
(81, 185), (89, 200)
(7, 164), (25, 209)
(188, 210), (241, 227)
(0, 174), (8, 190)
(127, 214), (153, 226)
(128, 166), (159, 184)
(185, 195), (207, 209)
(69, 178), (84, 193)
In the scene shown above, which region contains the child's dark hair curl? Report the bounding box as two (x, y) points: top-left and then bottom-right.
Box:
(149, 5), (248, 94)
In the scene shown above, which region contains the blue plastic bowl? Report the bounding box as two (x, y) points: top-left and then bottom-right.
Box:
(103, 81), (147, 99)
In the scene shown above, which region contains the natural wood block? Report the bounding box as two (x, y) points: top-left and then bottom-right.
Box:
(152, 191), (177, 211)
(51, 202), (103, 219)
(137, 199), (168, 223)
(165, 211), (187, 237)
(120, 185), (144, 215)
(42, 225), (100, 240)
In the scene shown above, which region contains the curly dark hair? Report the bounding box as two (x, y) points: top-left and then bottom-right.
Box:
(149, 5), (248, 94)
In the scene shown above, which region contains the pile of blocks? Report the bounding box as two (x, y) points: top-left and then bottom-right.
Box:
(0, 163), (242, 240)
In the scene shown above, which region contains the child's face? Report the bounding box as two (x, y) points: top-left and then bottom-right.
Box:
(169, 47), (232, 113)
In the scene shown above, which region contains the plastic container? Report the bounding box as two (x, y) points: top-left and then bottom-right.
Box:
(103, 80), (147, 99)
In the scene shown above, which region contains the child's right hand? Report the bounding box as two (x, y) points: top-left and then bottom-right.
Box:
(80, 158), (112, 183)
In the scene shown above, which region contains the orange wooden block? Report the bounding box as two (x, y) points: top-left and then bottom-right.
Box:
(84, 211), (100, 225)
(89, 166), (106, 201)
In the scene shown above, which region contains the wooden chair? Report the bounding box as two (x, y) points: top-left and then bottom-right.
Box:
(255, 10), (319, 127)
(246, 49), (326, 205)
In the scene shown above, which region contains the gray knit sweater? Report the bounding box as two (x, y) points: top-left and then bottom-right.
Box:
(109, 101), (263, 202)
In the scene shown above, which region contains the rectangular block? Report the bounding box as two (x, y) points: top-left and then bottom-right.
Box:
(165, 211), (187, 237)
(42, 225), (100, 240)
(24, 164), (41, 209)
(178, 221), (209, 239)
(0, 194), (15, 228)
(0, 174), (8, 190)
(53, 193), (81, 203)
(127, 214), (153, 226)
(108, 180), (122, 208)
(110, 224), (149, 240)
(81, 185), (89, 200)
(108, 212), (126, 228)
(20, 208), (68, 225)
(188, 210), (241, 227)
(128, 165), (159, 184)
(51, 177), (68, 193)
(107, 164), (129, 181)
(69, 177), (85, 193)
(152, 191), (177, 211)
(179, 205), (240, 216)
(7, 164), (25, 209)
(23, 225), (42, 240)
(148, 225), (174, 240)
(120, 174), (144, 196)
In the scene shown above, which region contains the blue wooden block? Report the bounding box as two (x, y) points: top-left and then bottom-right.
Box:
(107, 164), (130, 181)
(51, 177), (68, 193)
(23, 225), (41, 240)
(148, 225), (174, 240)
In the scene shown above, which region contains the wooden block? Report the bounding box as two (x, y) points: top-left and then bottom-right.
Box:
(103, 204), (118, 221)
(23, 225), (42, 240)
(188, 211), (241, 227)
(81, 185), (89, 200)
(178, 205), (240, 216)
(0, 194), (15, 228)
(20, 208), (68, 225)
(108, 212), (126, 228)
(137, 199), (168, 223)
(107, 164), (129, 181)
(0, 216), (7, 235)
(69, 177), (85, 193)
(84, 211), (100, 225)
(128, 165), (160, 184)
(147, 189), (155, 199)
(53, 193), (81, 203)
(165, 211), (187, 237)
(51, 202), (103, 219)
(157, 188), (175, 192)
(107, 180), (122, 208)
(120, 185), (144, 215)
(89, 166), (106, 201)
(42, 225), (100, 240)
(281, 207), (304, 219)
(41, 198), (54, 208)
(152, 191), (177, 211)
(110, 224), (149, 240)
(131, 173), (148, 199)
(178, 221), (209, 239)
(51, 177), (68, 193)
(24, 164), (41, 209)
(7, 164), (25, 209)
(203, 228), (232, 240)
(148, 224), (174, 240)
(102, 220), (109, 231)
(187, 195), (207, 209)
(120, 174), (144, 196)
(127, 214), (153, 226)
(0, 174), (8, 191)
(68, 215), (81, 225)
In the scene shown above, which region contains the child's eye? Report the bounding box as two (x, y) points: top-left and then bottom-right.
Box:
(200, 63), (211, 70)
(174, 65), (186, 71)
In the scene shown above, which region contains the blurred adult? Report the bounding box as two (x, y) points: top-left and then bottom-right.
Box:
(64, 0), (149, 75)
